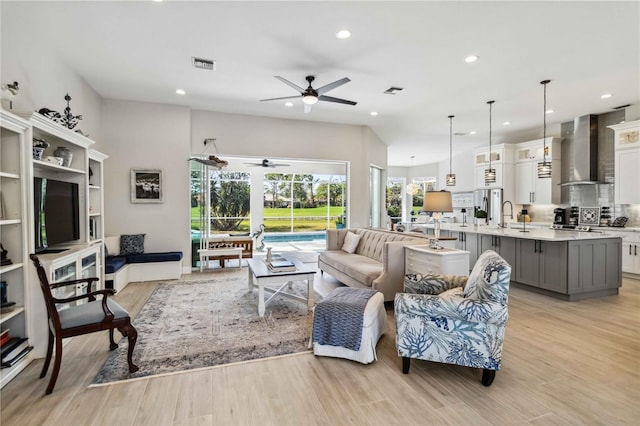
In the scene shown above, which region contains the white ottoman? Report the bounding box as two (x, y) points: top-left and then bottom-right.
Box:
(312, 290), (388, 364)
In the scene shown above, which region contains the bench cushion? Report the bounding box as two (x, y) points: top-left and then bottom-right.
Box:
(105, 256), (127, 274)
(125, 252), (183, 264)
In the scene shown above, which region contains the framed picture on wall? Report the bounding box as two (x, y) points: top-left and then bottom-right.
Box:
(131, 169), (163, 203)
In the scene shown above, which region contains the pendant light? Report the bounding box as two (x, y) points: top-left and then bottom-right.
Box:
(406, 155), (420, 195)
(537, 79), (552, 178)
(484, 100), (496, 185)
(446, 115), (456, 186)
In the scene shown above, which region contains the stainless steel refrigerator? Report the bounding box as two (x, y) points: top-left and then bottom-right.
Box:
(473, 188), (503, 227)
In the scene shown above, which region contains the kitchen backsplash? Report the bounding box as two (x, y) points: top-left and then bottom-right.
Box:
(525, 183), (639, 227)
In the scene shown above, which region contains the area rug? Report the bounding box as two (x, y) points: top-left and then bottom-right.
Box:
(91, 274), (317, 385)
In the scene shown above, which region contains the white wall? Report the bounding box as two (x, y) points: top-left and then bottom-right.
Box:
(1, 9), (103, 144)
(190, 110), (387, 229)
(102, 100), (192, 264)
(437, 150), (475, 192)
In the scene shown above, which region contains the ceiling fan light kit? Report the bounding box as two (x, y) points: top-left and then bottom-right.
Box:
(537, 79), (552, 179)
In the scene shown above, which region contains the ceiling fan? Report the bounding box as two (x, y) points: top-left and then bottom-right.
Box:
(260, 75), (357, 113)
(245, 159), (291, 168)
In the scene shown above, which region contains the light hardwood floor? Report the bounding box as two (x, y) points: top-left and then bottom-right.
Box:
(1, 268), (639, 426)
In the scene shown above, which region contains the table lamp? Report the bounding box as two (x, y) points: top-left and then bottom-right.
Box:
(423, 190), (453, 249)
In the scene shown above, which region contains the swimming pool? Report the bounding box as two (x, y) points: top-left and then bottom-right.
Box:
(263, 232), (326, 242)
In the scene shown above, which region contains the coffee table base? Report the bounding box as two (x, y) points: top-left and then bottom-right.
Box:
(247, 265), (315, 317)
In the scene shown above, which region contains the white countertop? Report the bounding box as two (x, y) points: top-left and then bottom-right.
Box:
(406, 223), (629, 242)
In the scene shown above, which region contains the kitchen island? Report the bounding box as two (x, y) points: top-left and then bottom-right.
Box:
(403, 223), (622, 301)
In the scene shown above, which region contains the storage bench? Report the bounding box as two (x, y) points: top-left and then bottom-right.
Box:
(105, 251), (183, 292)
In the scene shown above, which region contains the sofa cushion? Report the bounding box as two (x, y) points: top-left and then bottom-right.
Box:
(104, 235), (121, 256)
(105, 256), (127, 274)
(125, 252), (183, 264)
(120, 234), (145, 255)
(342, 231), (361, 254)
(320, 250), (382, 287)
(353, 229), (418, 262)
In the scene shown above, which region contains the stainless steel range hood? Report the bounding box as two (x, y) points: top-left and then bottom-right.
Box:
(559, 115), (604, 186)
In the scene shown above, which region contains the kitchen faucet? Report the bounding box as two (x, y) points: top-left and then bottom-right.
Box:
(500, 200), (513, 228)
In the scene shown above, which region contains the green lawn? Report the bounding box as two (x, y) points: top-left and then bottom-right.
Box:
(191, 206), (345, 232)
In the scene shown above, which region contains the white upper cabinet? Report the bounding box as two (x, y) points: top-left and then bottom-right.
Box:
(514, 138), (561, 205)
(609, 120), (640, 205)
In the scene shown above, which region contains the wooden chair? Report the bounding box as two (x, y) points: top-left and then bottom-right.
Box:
(30, 254), (139, 394)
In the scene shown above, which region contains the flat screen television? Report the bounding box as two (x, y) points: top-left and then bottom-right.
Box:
(34, 177), (80, 253)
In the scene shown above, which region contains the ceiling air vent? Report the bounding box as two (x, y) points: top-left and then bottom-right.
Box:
(612, 104), (631, 110)
(454, 132), (467, 136)
(384, 86), (404, 95)
(192, 57), (216, 71)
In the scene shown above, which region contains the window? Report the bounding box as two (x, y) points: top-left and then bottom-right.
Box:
(386, 177), (403, 222)
(370, 166), (382, 227)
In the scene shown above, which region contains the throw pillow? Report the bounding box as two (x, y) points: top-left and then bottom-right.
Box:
(341, 231), (361, 254)
(104, 235), (121, 256)
(120, 234), (145, 255)
(463, 250), (511, 304)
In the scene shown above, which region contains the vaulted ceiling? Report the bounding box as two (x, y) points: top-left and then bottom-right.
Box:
(3, 1), (639, 166)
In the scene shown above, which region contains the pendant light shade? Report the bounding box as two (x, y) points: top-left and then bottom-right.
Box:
(485, 100), (496, 185)
(446, 115), (456, 186)
(537, 80), (552, 178)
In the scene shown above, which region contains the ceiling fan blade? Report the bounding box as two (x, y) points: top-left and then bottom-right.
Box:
(316, 77), (351, 95)
(260, 95), (300, 102)
(274, 76), (305, 93)
(318, 95), (357, 106)
(304, 103), (312, 114)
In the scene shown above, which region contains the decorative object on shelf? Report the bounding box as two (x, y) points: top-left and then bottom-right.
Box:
(37, 93), (83, 130)
(485, 100), (497, 185)
(0, 243), (12, 266)
(89, 167), (94, 184)
(43, 156), (63, 166)
(446, 115), (456, 186)
(0, 281), (7, 304)
(0, 81), (19, 110)
(519, 209), (529, 232)
(537, 80), (552, 178)
(423, 190), (453, 250)
(32, 137), (50, 160)
(53, 146), (73, 167)
(131, 169), (163, 203)
(579, 207), (600, 226)
(188, 138), (228, 168)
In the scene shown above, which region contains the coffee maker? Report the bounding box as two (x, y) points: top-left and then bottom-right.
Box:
(553, 208), (567, 225)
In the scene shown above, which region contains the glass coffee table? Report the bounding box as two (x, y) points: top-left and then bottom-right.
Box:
(246, 257), (316, 317)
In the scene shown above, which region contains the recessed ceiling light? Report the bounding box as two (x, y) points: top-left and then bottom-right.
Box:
(601, 93), (612, 99)
(546, 109), (554, 114)
(469, 131), (477, 135)
(175, 89), (186, 95)
(464, 55), (479, 63)
(503, 121), (511, 126)
(285, 102), (293, 107)
(336, 30), (351, 39)
(370, 111), (378, 116)
(152, 0), (163, 3)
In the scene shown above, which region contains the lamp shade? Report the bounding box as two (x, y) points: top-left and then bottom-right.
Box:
(423, 190), (453, 213)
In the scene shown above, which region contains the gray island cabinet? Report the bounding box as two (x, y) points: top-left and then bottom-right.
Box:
(413, 224), (622, 301)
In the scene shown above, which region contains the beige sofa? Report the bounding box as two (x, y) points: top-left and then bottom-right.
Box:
(318, 228), (428, 301)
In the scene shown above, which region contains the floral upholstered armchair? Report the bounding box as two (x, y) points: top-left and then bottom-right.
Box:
(394, 250), (511, 386)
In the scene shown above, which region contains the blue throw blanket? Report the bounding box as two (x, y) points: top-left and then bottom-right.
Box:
(313, 288), (377, 351)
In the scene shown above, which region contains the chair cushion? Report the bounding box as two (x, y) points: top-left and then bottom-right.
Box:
(342, 231), (361, 254)
(105, 256), (127, 274)
(321, 250), (382, 287)
(463, 250), (511, 304)
(58, 299), (130, 329)
(120, 234), (145, 255)
(126, 252), (183, 263)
